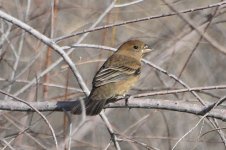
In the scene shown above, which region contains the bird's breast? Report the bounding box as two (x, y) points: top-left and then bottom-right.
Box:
(115, 75), (139, 95)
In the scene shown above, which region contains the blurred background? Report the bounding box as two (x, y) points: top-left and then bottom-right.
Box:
(0, 0), (226, 149)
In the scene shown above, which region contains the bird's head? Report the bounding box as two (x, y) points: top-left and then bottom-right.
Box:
(116, 40), (153, 60)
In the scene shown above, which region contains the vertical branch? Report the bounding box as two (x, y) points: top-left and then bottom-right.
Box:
(43, 0), (59, 98)
(4, 0), (31, 99)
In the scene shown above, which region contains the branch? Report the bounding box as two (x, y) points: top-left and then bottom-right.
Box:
(54, 1), (226, 42)
(0, 98), (226, 121)
(0, 10), (90, 96)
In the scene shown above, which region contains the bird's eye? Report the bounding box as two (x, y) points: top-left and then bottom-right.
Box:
(133, 45), (138, 49)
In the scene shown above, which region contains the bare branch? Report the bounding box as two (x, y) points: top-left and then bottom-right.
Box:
(0, 98), (226, 121)
(54, 1), (226, 42)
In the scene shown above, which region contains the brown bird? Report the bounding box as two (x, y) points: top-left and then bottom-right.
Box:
(72, 40), (152, 115)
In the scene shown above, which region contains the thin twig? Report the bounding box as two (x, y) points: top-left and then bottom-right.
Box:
(54, 1), (226, 42)
(172, 96), (226, 150)
(0, 89), (58, 150)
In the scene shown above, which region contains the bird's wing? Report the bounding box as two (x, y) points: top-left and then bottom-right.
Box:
(93, 65), (140, 87)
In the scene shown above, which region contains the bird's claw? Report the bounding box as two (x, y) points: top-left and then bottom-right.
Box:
(124, 94), (131, 108)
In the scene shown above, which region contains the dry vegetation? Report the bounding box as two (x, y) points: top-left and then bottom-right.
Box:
(1, 0), (226, 149)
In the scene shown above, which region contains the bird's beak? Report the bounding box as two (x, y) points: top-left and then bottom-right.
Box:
(142, 44), (153, 54)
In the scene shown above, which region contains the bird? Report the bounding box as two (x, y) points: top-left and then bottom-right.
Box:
(71, 39), (152, 115)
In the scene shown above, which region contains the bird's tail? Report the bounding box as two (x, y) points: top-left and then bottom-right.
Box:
(85, 99), (106, 115)
(71, 98), (106, 116)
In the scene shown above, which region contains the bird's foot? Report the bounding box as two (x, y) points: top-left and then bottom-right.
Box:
(124, 94), (131, 108)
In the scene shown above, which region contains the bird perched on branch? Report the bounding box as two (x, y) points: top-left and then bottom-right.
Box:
(71, 40), (152, 115)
